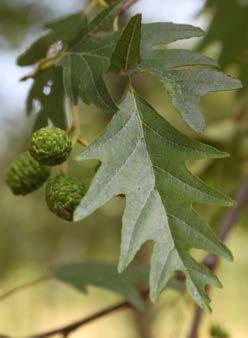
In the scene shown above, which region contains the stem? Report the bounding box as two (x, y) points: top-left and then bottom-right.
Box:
(0, 276), (50, 303)
(77, 137), (88, 146)
(69, 105), (81, 146)
(188, 177), (248, 338)
(113, 16), (119, 32)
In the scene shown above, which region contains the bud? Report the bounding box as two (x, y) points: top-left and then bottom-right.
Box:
(29, 126), (72, 166)
(6, 151), (51, 195)
(45, 174), (86, 221)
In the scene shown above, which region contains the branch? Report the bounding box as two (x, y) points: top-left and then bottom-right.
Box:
(188, 177), (248, 338)
(29, 301), (131, 338)
(25, 288), (149, 338)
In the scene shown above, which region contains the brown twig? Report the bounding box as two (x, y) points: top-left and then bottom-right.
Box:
(188, 177), (248, 338)
(27, 301), (132, 338)
(25, 288), (149, 338)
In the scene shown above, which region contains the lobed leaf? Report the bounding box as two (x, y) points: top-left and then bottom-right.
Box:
(74, 90), (233, 309)
(161, 69), (242, 132)
(58, 33), (119, 111)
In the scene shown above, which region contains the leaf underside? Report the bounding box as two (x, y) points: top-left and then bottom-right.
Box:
(74, 90), (233, 310)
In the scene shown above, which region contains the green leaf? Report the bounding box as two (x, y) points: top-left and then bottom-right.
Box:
(74, 90), (233, 310)
(141, 22), (204, 52)
(27, 67), (67, 131)
(160, 69), (242, 132)
(109, 14), (142, 73)
(139, 49), (218, 73)
(56, 1), (127, 111)
(137, 21), (242, 132)
(50, 261), (148, 310)
(17, 12), (88, 66)
(58, 33), (119, 111)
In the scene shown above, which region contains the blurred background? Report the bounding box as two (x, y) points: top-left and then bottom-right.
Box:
(0, 0), (247, 337)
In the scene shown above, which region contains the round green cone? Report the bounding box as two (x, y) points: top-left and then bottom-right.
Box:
(29, 126), (72, 166)
(45, 174), (86, 221)
(6, 151), (51, 195)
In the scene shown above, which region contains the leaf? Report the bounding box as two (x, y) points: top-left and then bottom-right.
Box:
(109, 14), (142, 73)
(58, 33), (119, 111)
(17, 12), (88, 66)
(56, 0), (127, 111)
(74, 90), (233, 310)
(141, 22), (204, 52)
(50, 261), (148, 310)
(27, 67), (67, 131)
(137, 21), (242, 132)
(139, 49), (218, 73)
(160, 69), (242, 132)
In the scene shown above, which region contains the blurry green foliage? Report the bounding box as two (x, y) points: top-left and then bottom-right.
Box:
(0, 0), (48, 46)
(199, 0), (248, 93)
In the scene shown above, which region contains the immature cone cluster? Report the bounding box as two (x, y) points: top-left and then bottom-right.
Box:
(45, 174), (86, 221)
(29, 126), (72, 166)
(6, 151), (51, 195)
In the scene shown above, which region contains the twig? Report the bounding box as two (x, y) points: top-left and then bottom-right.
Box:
(27, 301), (132, 338)
(0, 276), (50, 303)
(188, 177), (248, 338)
(25, 288), (149, 338)
(69, 105), (81, 146)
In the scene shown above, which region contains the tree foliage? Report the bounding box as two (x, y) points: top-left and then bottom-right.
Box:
(14, 0), (242, 311)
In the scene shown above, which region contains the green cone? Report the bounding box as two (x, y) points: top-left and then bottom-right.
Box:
(45, 174), (86, 221)
(29, 126), (72, 166)
(6, 151), (51, 195)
